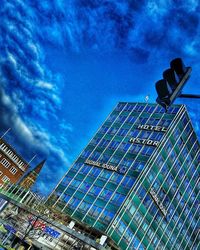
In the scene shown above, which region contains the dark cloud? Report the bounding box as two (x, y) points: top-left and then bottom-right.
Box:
(27, 0), (200, 61)
(0, 0), (71, 194)
(130, 47), (150, 63)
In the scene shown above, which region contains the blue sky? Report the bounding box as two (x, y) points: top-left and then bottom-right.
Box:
(0, 0), (200, 195)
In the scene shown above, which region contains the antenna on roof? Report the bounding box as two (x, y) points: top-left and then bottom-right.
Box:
(27, 155), (37, 167)
(0, 128), (11, 139)
(145, 94), (150, 103)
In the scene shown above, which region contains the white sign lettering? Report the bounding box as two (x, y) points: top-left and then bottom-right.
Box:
(149, 188), (167, 217)
(138, 124), (167, 132)
(129, 137), (159, 147)
(85, 159), (126, 174)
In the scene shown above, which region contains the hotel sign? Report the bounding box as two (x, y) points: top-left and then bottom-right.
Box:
(129, 137), (159, 147)
(129, 124), (168, 147)
(85, 159), (127, 174)
(137, 124), (167, 132)
(149, 188), (167, 217)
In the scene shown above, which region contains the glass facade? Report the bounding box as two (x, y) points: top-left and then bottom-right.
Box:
(48, 103), (199, 250)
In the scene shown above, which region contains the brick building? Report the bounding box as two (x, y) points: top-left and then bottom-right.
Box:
(0, 138), (28, 186)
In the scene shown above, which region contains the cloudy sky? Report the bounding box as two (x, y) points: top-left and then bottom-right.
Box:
(0, 0), (200, 195)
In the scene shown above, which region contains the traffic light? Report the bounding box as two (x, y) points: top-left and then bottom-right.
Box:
(155, 58), (192, 111)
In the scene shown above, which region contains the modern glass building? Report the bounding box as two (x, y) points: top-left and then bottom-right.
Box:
(48, 102), (199, 250)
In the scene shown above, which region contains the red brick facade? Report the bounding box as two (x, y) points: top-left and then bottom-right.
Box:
(0, 138), (29, 186)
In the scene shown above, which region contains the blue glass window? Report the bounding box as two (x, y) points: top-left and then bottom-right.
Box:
(73, 162), (83, 170)
(100, 209), (114, 223)
(111, 193), (125, 205)
(99, 153), (110, 163)
(90, 137), (101, 145)
(90, 168), (101, 177)
(99, 126), (109, 134)
(136, 161), (145, 171)
(64, 194), (70, 203)
(68, 197), (80, 209)
(99, 171), (112, 180)
(127, 116), (136, 124)
(149, 203), (159, 216)
(81, 150), (92, 158)
(137, 186), (147, 200)
(100, 189), (112, 199)
(117, 128), (128, 136)
(121, 158), (132, 167)
(109, 155), (121, 165)
(110, 173), (123, 183)
(107, 127), (118, 135)
(90, 185), (101, 196)
(143, 195), (152, 208)
(108, 140), (120, 150)
(124, 104), (135, 111)
(79, 182), (91, 192)
(117, 115), (127, 123)
(107, 114), (117, 122)
(98, 139), (110, 148)
(140, 131), (151, 139)
(141, 146), (154, 156)
(71, 180), (81, 188)
(79, 201), (91, 212)
(119, 142), (131, 152)
(63, 176), (72, 185)
(121, 176), (135, 189)
(90, 151), (101, 161)
(129, 130), (139, 137)
(129, 144), (142, 154)
(93, 206), (103, 217)
(80, 165), (91, 175)
(116, 103), (125, 111)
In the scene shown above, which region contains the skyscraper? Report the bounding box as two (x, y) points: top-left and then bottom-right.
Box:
(48, 102), (199, 250)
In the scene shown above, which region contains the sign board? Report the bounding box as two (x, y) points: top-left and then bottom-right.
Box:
(149, 188), (167, 217)
(85, 159), (127, 174)
(137, 124), (167, 132)
(129, 137), (160, 147)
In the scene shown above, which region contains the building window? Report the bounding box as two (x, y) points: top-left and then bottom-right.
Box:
(90, 185), (101, 196)
(117, 128), (128, 136)
(99, 126), (109, 134)
(1, 158), (10, 168)
(111, 192), (125, 205)
(90, 151), (101, 161)
(107, 114), (117, 122)
(116, 103), (125, 111)
(108, 141), (120, 150)
(79, 201), (90, 212)
(107, 127), (118, 135)
(81, 150), (92, 158)
(116, 115), (127, 123)
(9, 167), (17, 175)
(80, 165), (91, 175)
(2, 175), (10, 183)
(124, 104), (135, 111)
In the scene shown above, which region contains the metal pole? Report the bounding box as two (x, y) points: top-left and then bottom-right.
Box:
(179, 94), (200, 99)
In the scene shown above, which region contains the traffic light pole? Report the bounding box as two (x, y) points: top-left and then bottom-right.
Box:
(169, 67), (192, 104)
(179, 94), (200, 99)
